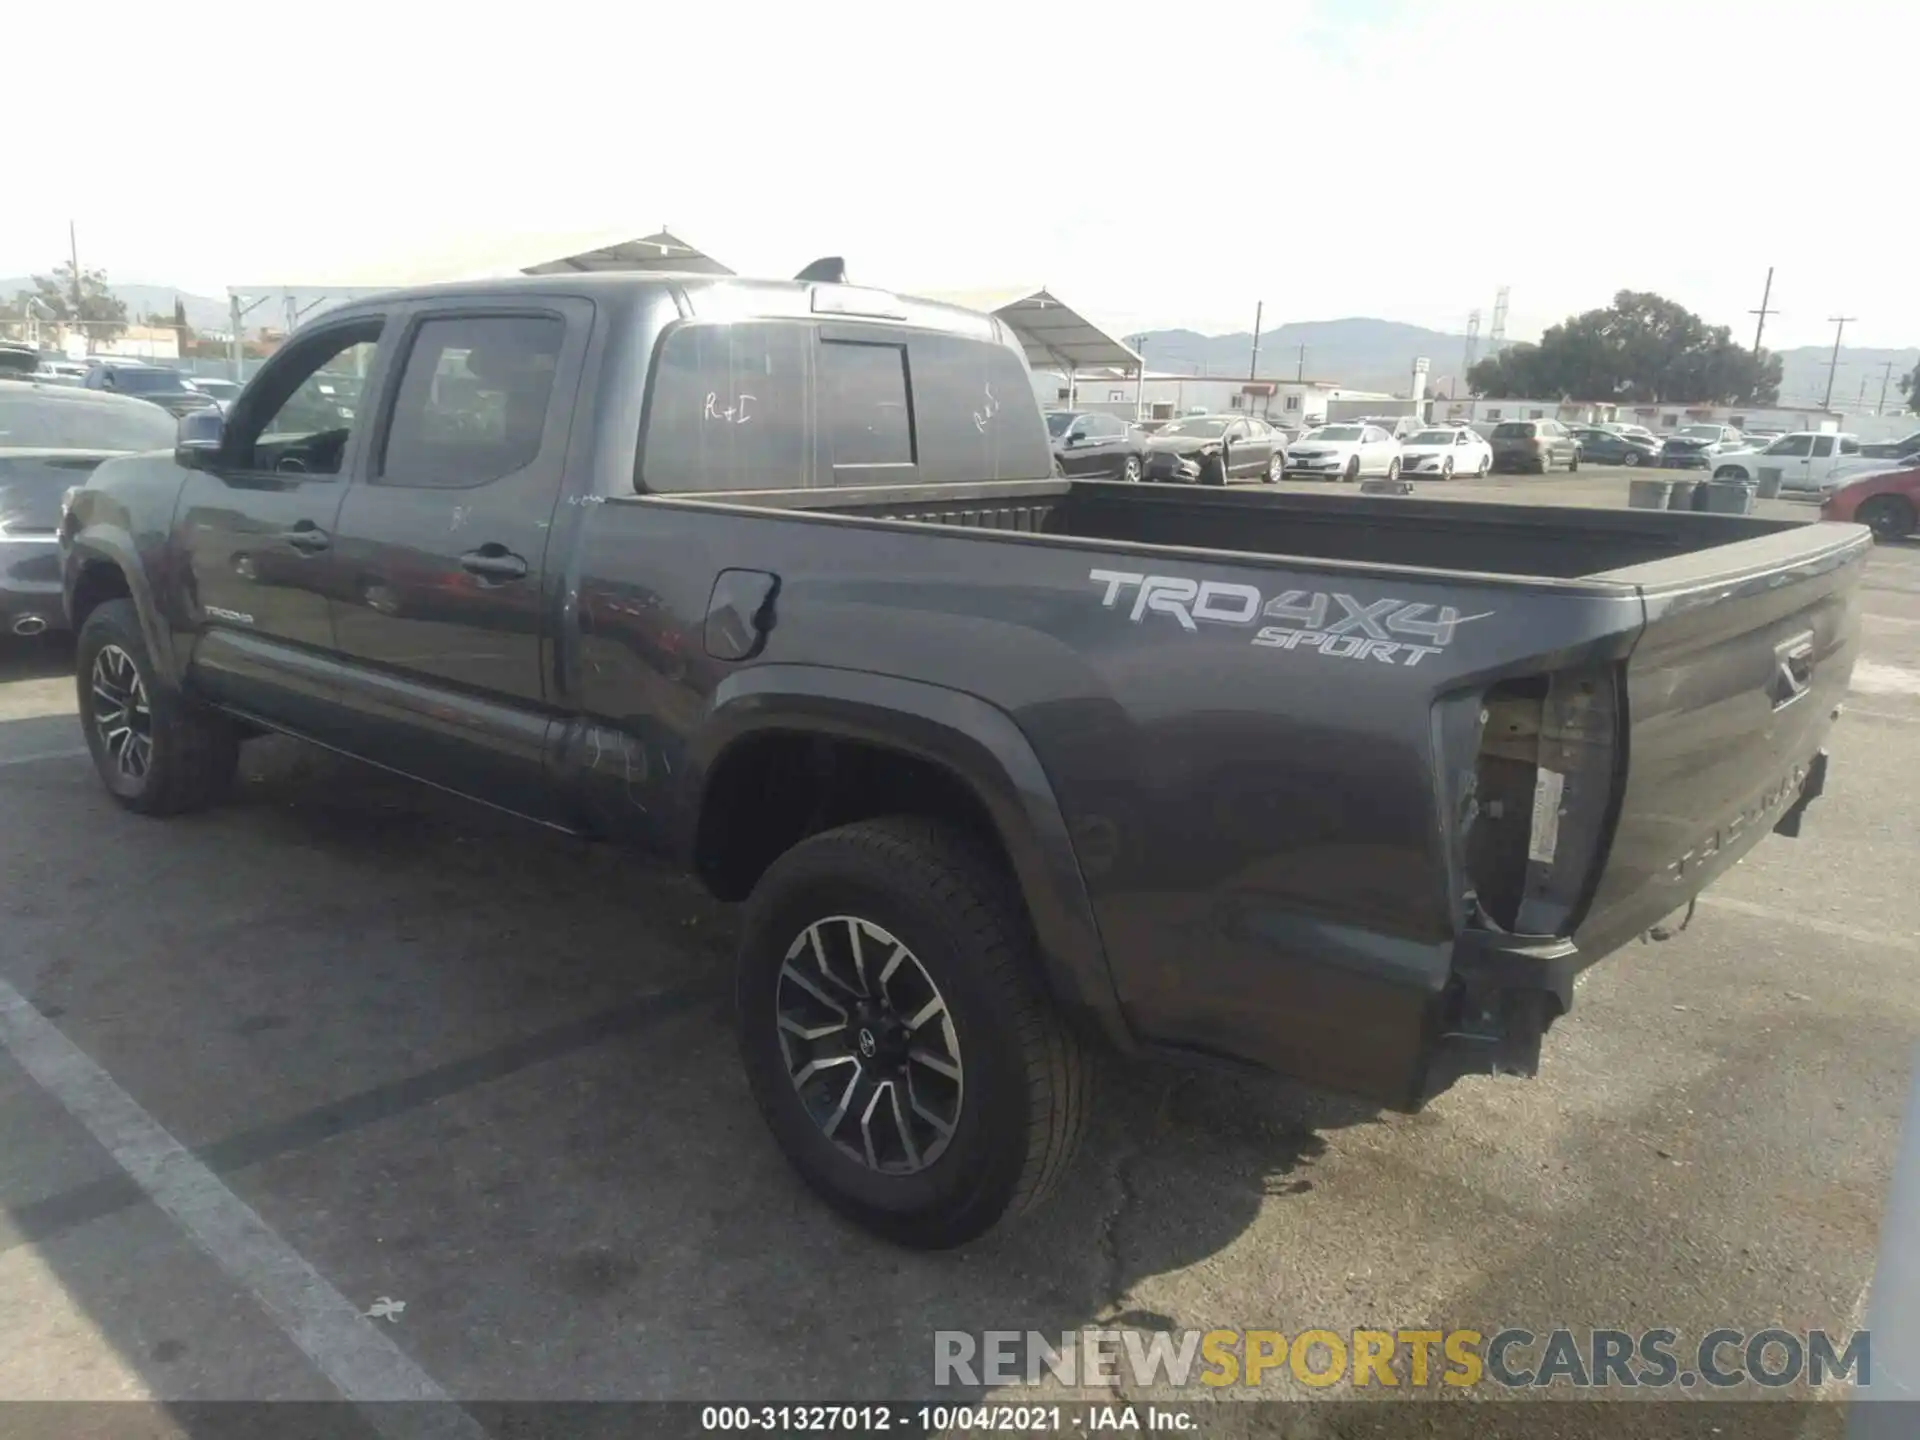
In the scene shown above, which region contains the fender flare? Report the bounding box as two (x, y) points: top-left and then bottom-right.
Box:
(687, 664), (1136, 1054)
(62, 528), (184, 688)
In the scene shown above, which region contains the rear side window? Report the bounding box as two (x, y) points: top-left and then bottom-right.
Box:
(1492, 422), (1534, 439)
(380, 314), (563, 488)
(641, 322), (814, 493)
(903, 332), (1052, 485)
(820, 340), (912, 470)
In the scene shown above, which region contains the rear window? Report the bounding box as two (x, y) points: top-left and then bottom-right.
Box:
(1492, 422), (1535, 439)
(639, 321), (1049, 492)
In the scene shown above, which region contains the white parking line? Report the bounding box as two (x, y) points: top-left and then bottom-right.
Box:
(1847, 707), (1920, 727)
(0, 748), (90, 770)
(0, 978), (486, 1440)
(1697, 895), (1920, 957)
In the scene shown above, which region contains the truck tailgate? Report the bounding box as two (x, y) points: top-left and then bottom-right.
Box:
(1575, 523), (1870, 957)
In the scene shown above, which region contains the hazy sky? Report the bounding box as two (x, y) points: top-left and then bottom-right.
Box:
(8, 0), (1915, 349)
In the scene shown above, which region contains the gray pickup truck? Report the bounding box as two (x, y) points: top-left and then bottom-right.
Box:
(58, 266), (1866, 1247)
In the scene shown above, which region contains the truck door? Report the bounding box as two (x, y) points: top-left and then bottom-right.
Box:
(1764, 433), (1813, 490)
(171, 314), (388, 729)
(1807, 432), (1838, 485)
(323, 299), (593, 820)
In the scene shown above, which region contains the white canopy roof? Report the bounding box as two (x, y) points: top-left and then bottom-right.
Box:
(918, 287), (1143, 375)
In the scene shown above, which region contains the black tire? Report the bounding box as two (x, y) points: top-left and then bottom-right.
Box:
(1476, 456), (1490, 478)
(736, 816), (1093, 1249)
(1440, 458), (1454, 480)
(1714, 466), (1748, 482)
(76, 599), (239, 816)
(1343, 456), (1361, 483)
(1202, 453), (1228, 486)
(1121, 455), (1142, 483)
(1569, 450), (1580, 473)
(1857, 494), (1918, 542)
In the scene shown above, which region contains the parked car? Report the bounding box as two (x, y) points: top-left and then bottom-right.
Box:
(186, 376), (245, 412)
(61, 267), (1862, 1249)
(1821, 464), (1920, 540)
(1656, 423), (1746, 470)
(2, 375), (177, 638)
(1706, 432), (1890, 495)
(1570, 425), (1660, 467)
(1281, 422), (1401, 481)
(1046, 410), (1146, 482)
(1356, 415), (1420, 440)
(1608, 423), (1662, 447)
(1860, 430), (1920, 462)
(1142, 414), (1285, 484)
(82, 362), (219, 418)
(1490, 419), (1581, 473)
(1397, 427), (1492, 480)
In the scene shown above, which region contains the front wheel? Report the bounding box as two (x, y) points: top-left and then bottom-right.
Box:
(1857, 494), (1918, 541)
(1265, 453), (1283, 484)
(1385, 459), (1400, 482)
(1440, 458), (1454, 479)
(1475, 455), (1490, 478)
(736, 817), (1093, 1249)
(1569, 450), (1580, 473)
(1343, 456), (1361, 483)
(77, 599), (240, 815)
(1121, 456), (1142, 483)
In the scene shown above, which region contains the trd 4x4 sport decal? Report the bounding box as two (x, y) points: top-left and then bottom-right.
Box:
(1087, 569), (1493, 668)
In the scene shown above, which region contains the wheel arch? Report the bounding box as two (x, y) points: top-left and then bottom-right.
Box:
(63, 532), (183, 688)
(685, 665), (1134, 1052)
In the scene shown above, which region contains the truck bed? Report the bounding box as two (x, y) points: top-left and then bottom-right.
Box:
(689, 477), (1802, 583)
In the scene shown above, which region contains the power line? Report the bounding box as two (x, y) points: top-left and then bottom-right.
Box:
(1822, 316), (1857, 411)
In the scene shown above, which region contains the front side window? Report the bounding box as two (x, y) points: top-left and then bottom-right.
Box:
(232, 322), (384, 475)
(1765, 435), (1813, 457)
(1840, 437), (1860, 455)
(1811, 436), (1835, 458)
(378, 314), (563, 489)
(641, 321), (813, 493)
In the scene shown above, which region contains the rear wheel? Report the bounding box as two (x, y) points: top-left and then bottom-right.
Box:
(1385, 458), (1401, 482)
(1265, 453), (1283, 484)
(1857, 494), (1918, 541)
(76, 599), (239, 815)
(736, 817), (1092, 1248)
(1569, 449), (1580, 473)
(1475, 455), (1490, 477)
(1121, 456), (1142, 483)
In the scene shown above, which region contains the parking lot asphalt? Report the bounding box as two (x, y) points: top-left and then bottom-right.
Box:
(1, 472), (1915, 1432)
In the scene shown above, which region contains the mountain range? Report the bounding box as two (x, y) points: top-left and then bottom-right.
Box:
(8, 276), (1914, 415)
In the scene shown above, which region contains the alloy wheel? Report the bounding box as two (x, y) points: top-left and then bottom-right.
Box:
(775, 915), (964, 1174)
(90, 645), (153, 782)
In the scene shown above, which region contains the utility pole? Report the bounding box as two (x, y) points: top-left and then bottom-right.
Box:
(1878, 359), (1896, 414)
(1248, 301), (1263, 381)
(1295, 343), (1307, 383)
(1749, 266), (1777, 353)
(1822, 316), (1856, 411)
(68, 220), (83, 313)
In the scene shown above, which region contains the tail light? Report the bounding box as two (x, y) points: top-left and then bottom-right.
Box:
(1462, 664), (1622, 937)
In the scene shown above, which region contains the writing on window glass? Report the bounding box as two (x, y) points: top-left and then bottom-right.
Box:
(972, 383), (999, 434)
(704, 392), (756, 425)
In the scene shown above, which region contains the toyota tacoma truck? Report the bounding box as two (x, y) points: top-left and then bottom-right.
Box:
(59, 266), (1867, 1247)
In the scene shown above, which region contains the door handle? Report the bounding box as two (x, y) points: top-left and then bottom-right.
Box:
(282, 525), (330, 553)
(460, 546), (529, 581)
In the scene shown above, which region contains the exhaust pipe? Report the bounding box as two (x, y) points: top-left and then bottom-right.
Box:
(10, 615), (48, 637)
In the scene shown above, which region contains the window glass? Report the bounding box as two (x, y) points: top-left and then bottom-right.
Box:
(1839, 437), (1860, 455)
(641, 322), (814, 493)
(821, 341), (912, 469)
(232, 323), (383, 475)
(1765, 434), (1813, 457)
(379, 316), (561, 488)
(261, 347), (376, 447)
(1810, 435), (1835, 458)
(900, 332), (1052, 484)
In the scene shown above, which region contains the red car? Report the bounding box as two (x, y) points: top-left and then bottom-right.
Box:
(1822, 464), (1920, 540)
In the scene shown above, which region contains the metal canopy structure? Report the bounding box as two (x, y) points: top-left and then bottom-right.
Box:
(919, 287), (1143, 392)
(517, 228), (734, 276)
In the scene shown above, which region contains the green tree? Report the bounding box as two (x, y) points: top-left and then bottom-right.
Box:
(1468, 291), (1781, 406)
(12, 262), (129, 342)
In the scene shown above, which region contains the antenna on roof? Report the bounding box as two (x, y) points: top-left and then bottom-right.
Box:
(794, 257), (848, 284)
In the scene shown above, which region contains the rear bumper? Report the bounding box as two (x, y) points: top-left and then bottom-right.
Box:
(1, 537), (66, 635)
(1136, 747), (1834, 1110)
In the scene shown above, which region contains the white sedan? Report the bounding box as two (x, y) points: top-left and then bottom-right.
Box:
(1397, 426), (1493, 480)
(1281, 423), (1402, 482)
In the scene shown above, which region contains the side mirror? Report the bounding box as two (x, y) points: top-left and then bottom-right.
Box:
(175, 408), (226, 470)
(1065, 428), (1088, 446)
